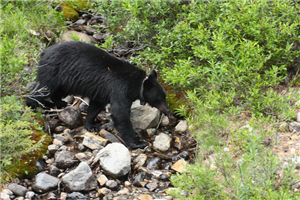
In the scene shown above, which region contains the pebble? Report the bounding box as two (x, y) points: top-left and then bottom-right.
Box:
(106, 180), (118, 190)
(97, 174), (108, 186)
(8, 183), (27, 197)
(175, 120), (188, 133)
(171, 159), (187, 173)
(153, 133), (172, 152)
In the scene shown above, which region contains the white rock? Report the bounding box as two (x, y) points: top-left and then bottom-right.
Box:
(161, 115), (170, 126)
(82, 132), (108, 150)
(99, 143), (131, 177)
(0, 192), (10, 200)
(296, 112), (300, 123)
(153, 133), (172, 152)
(175, 120), (188, 133)
(130, 100), (160, 131)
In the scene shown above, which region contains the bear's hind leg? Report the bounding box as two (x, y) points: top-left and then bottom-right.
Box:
(84, 100), (104, 132)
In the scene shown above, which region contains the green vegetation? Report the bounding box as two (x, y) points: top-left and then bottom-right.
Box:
(0, 1), (64, 182)
(92, 0), (300, 199)
(1, 0), (299, 198)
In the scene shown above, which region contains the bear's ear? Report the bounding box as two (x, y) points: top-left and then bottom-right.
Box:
(139, 70), (158, 106)
(149, 69), (157, 80)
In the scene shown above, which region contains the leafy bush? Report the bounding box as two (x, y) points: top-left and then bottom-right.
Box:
(92, 0), (300, 199)
(0, 1), (65, 96)
(0, 96), (51, 181)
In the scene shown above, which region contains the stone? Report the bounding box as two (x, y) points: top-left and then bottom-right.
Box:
(49, 164), (61, 177)
(55, 132), (73, 144)
(175, 120), (188, 133)
(2, 189), (13, 196)
(174, 136), (183, 150)
(74, 18), (86, 25)
(25, 191), (36, 199)
(289, 121), (300, 131)
(171, 159), (188, 173)
(99, 143), (131, 177)
(83, 131), (108, 150)
(146, 157), (161, 170)
(98, 187), (111, 196)
(130, 100), (160, 131)
(99, 129), (121, 143)
(67, 192), (88, 200)
(55, 150), (77, 169)
(117, 187), (130, 196)
(134, 153), (147, 169)
(161, 115), (170, 126)
(296, 112), (300, 122)
(62, 162), (97, 192)
(97, 174), (108, 186)
(32, 172), (59, 193)
(153, 133), (172, 152)
(61, 30), (95, 44)
(60, 192), (68, 200)
(0, 192), (10, 200)
(138, 194), (153, 200)
(133, 172), (152, 187)
(47, 192), (56, 200)
(105, 180), (118, 190)
(59, 106), (83, 127)
(146, 182), (158, 191)
(146, 128), (156, 137)
(48, 144), (59, 155)
(8, 183), (27, 196)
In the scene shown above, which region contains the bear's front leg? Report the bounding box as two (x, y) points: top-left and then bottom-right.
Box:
(110, 101), (148, 149)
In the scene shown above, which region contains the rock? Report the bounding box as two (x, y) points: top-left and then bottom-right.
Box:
(83, 131), (108, 150)
(2, 189), (13, 196)
(25, 191), (36, 199)
(153, 133), (172, 152)
(99, 143), (131, 177)
(55, 150), (77, 169)
(146, 128), (156, 137)
(97, 174), (108, 186)
(174, 136), (183, 150)
(175, 120), (188, 133)
(146, 157), (161, 170)
(62, 162), (97, 192)
(74, 18), (86, 25)
(61, 30), (95, 44)
(59, 106), (83, 127)
(55, 125), (66, 133)
(133, 172), (152, 187)
(93, 33), (108, 41)
(60, 2), (79, 20)
(99, 129), (121, 143)
(47, 192), (56, 200)
(146, 182), (158, 191)
(55, 132), (73, 144)
(161, 115), (170, 126)
(0, 192), (10, 200)
(49, 164), (61, 176)
(60, 192), (68, 200)
(130, 100), (160, 131)
(105, 180), (118, 190)
(85, 27), (96, 35)
(8, 183), (27, 196)
(32, 172), (59, 193)
(97, 187), (111, 197)
(48, 144), (59, 155)
(117, 187), (130, 196)
(289, 121), (300, 131)
(296, 112), (300, 122)
(171, 159), (187, 173)
(134, 153), (147, 169)
(138, 194), (153, 200)
(67, 192), (88, 200)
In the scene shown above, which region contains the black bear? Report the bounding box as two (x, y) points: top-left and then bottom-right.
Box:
(26, 41), (169, 149)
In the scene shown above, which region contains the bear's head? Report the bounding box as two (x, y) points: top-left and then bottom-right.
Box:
(140, 70), (169, 115)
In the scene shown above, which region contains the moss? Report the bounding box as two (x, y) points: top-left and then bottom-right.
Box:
(60, 2), (79, 20)
(64, 0), (92, 11)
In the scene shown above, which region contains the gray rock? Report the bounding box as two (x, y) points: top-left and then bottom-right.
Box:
(99, 143), (131, 178)
(59, 106), (83, 127)
(61, 30), (96, 44)
(62, 162), (97, 192)
(32, 172), (59, 193)
(55, 150), (77, 169)
(175, 120), (188, 133)
(8, 183), (27, 196)
(130, 100), (160, 131)
(133, 172), (152, 187)
(105, 180), (118, 190)
(82, 131), (108, 150)
(161, 115), (170, 126)
(48, 144), (59, 155)
(153, 133), (172, 152)
(49, 164), (61, 176)
(146, 128), (156, 137)
(289, 121), (300, 131)
(146, 157), (161, 170)
(67, 192), (88, 200)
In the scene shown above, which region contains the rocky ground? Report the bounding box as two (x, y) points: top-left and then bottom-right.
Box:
(1, 98), (196, 200)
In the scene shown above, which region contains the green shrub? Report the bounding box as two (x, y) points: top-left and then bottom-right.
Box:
(0, 96), (51, 182)
(0, 1), (65, 96)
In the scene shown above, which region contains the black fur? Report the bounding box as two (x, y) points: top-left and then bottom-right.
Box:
(26, 41), (169, 149)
